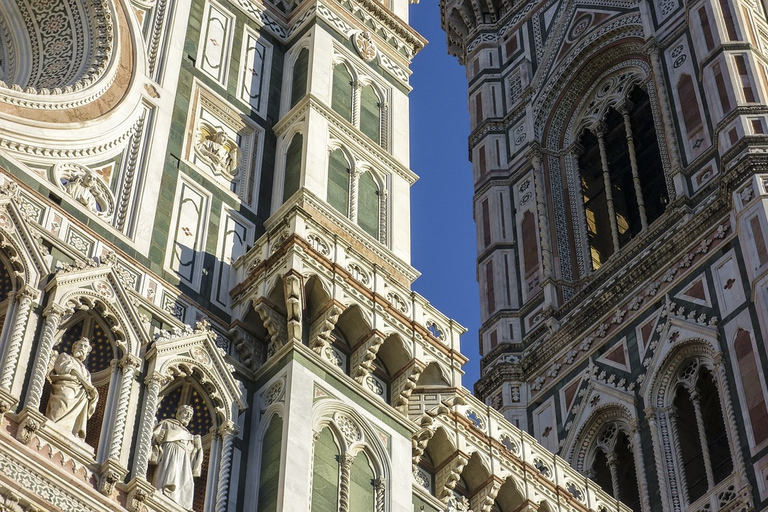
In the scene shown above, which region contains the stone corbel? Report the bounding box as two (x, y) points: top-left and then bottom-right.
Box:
(15, 407), (45, 445)
(124, 477), (155, 512)
(471, 478), (502, 512)
(0, 388), (17, 419)
(393, 361), (425, 412)
(308, 303), (342, 354)
(437, 453), (469, 502)
(99, 458), (128, 497)
(351, 332), (384, 384)
(253, 300), (287, 357)
(412, 427), (435, 471)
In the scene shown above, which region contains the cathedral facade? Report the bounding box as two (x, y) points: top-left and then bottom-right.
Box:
(0, 0), (629, 511)
(440, 0), (768, 509)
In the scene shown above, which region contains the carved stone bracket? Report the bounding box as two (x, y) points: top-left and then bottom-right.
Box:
(309, 303), (342, 354)
(352, 332), (384, 383)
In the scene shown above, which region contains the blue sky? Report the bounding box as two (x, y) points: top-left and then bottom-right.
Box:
(408, 2), (483, 390)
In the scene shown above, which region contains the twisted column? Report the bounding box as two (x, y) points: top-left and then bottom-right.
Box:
(26, 303), (67, 409)
(631, 423), (652, 512)
(352, 81), (362, 126)
(374, 476), (385, 512)
(689, 389), (715, 489)
(645, 408), (673, 512)
(108, 355), (141, 460)
(215, 421), (239, 512)
(380, 102), (389, 149)
(339, 452), (355, 512)
(667, 407), (689, 509)
(133, 373), (166, 479)
(606, 451), (621, 502)
(350, 169), (361, 222)
(0, 286), (37, 390)
(379, 189), (388, 244)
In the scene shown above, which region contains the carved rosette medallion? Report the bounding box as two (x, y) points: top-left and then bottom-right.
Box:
(335, 413), (361, 443)
(191, 347), (211, 365)
(353, 31), (377, 62)
(261, 379), (285, 410)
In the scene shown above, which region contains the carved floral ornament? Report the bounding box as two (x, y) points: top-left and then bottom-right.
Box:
(52, 163), (115, 217)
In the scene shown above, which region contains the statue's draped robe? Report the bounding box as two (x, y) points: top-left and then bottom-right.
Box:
(45, 352), (97, 439)
(151, 419), (203, 509)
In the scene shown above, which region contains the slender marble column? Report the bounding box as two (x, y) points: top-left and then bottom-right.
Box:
(108, 355), (141, 461)
(593, 123), (621, 252)
(606, 451), (621, 502)
(133, 373), (166, 479)
(0, 286), (37, 390)
(689, 388), (715, 489)
(619, 103), (648, 229)
(215, 421), (239, 512)
(339, 452), (355, 512)
(26, 303), (67, 409)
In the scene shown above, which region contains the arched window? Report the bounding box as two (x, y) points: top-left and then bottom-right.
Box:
(332, 64), (353, 122)
(588, 423), (641, 512)
(291, 48), (309, 108)
(577, 85), (667, 270)
(311, 427), (340, 511)
(283, 133), (303, 202)
(357, 172), (380, 239)
(258, 415), (283, 511)
(360, 85), (381, 143)
(327, 148), (351, 215)
(671, 362), (733, 502)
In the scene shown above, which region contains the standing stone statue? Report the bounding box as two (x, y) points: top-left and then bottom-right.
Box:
(45, 337), (99, 439)
(150, 404), (203, 509)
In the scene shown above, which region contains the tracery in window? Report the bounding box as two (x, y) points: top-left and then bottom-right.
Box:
(672, 364), (733, 501)
(328, 56), (388, 150)
(588, 423), (641, 512)
(577, 84), (667, 270)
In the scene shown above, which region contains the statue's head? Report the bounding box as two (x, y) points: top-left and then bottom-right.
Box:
(176, 404), (194, 426)
(72, 337), (92, 361)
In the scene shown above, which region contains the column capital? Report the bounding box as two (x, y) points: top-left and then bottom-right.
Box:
(15, 285), (39, 303)
(120, 354), (141, 370)
(217, 421), (239, 437)
(43, 302), (69, 318)
(144, 372), (167, 387)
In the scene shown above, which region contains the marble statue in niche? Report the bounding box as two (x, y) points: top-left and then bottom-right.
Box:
(150, 404), (204, 509)
(45, 337), (99, 439)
